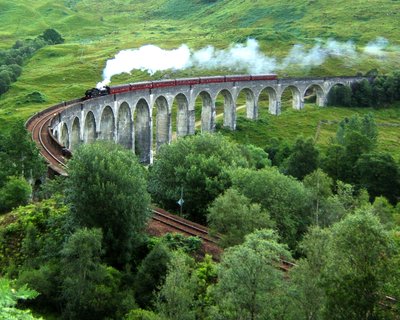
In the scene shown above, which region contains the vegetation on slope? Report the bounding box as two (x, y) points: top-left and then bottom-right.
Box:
(0, 0), (399, 126)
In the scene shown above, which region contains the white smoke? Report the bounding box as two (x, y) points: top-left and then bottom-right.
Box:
(363, 37), (389, 56)
(281, 39), (357, 68)
(98, 44), (191, 87)
(189, 39), (277, 74)
(97, 37), (393, 88)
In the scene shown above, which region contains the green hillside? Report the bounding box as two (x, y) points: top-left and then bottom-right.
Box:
(0, 0), (399, 137)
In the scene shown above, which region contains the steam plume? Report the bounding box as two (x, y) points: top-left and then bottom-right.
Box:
(97, 37), (395, 88)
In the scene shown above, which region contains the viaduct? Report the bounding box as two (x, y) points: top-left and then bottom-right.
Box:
(50, 76), (364, 164)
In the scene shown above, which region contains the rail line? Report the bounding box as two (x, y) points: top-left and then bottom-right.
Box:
(26, 104), (68, 175)
(151, 208), (220, 245)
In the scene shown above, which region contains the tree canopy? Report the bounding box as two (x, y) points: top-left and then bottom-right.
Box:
(66, 141), (150, 267)
(148, 133), (254, 223)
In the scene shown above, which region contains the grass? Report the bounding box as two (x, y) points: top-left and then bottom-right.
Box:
(218, 103), (400, 160)
(0, 0), (399, 151)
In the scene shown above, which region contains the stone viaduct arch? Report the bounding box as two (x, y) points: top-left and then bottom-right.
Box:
(51, 76), (364, 164)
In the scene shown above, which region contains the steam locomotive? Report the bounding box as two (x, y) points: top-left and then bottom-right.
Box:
(84, 74), (277, 99)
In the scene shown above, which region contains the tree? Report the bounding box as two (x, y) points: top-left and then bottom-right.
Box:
(0, 120), (45, 186)
(322, 208), (393, 319)
(303, 169), (336, 226)
(327, 85), (352, 107)
(0, 70), (11, 94)
(284, 137), (319, 180)
(135, 244), (171, 308)
(351, 79), (373, 107)
(0, 278), (40, 320)
(148, 133), (249, 223)
(323, 114), (378, 184)
(372, 196), (397, 229)
(239, 144), (271, 169)
(209, 229), (292, 320)
(207, 188), (273, 247)
(156, 252), (197, 320)
(356, 152), (400, 204)
(230, 167), (312, 249)
(125, 309), (163, 320)
(66, 142), (150, 267)
(290, 227), (331, 320)
(0, 176), (32, 213)
(61, 228), (129, 320)
(40, 29), (64, 45)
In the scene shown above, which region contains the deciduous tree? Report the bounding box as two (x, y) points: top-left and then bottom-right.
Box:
(66, 142), (150, 267)
(209, 229), (292, 320)
(207, 188), (273, 247)
(148, 133), (249, 223)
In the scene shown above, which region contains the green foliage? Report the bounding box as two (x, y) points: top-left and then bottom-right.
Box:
(148, 133), (249, 223)
(351, 79), (373, 107)
(125, 309), (163, 320)
(158, 233), (202, 253)
(238, 144), (271, 169)
(356, 152), (400, 204)
(61, 228), (133, 320)
(284, 137), (320, 180)
(322, 208), (393, 319)
(134, 243), (171, 309)
(264, 138), (292, 167)
(193, 254), (217, 318)
(329, 73), (400, 108)
(323, 113), (378, 183)
(0, 278), (41, 320)
(17, 91), (47, 104)
(156, 252), (197, 320)
(17, 262), (62, 311)
(290, 227), (331, 320)
(209, 229), (292, 320)
(372, 196), (397, 229)
(0, 176), (32, 213)
(303, 169), (347, 226)
(0, 120), (45, 187)
(66, 141), (151, 267)
(230, 167), (312, 248)
(0, 198), (68, 274)
(207, 188), (273, 247)
(40, 29), (64, 45)
(327, 85), (352, 107)
(0, 29), (61, 96)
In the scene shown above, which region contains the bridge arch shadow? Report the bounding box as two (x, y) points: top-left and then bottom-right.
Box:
(195, 91), (213, 133)
(258, 87), (278, 117)
(325, 82), (351, 106)
(60, 122), (69, 149)
(84, 111), (96, 144)
(135, 98), (151, 163)
(117, 102), (133, 149)
(236, 88), (256, 120)
(280, 85), (302, 112)
(215, 89), (235, 129)
(153, 95), (170, 151)
(70, 117), (81, 151)
(100, 106), (115, 141)
(304, 84), (325, 107)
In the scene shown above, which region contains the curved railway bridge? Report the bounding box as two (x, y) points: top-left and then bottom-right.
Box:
(45, 75), (364, 164)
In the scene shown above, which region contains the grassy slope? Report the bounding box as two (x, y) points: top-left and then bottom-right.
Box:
(219, 102), (400, 160)
(0, 0), (399, 149)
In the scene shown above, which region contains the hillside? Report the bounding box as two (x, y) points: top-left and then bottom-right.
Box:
(0, 0), (399, 130)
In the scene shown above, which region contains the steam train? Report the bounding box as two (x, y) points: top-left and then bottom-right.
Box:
(84, 74), (278, 99)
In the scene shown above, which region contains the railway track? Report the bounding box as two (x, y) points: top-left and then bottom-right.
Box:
(26, 105), (68, 175)
(151, 208), (221, 246)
